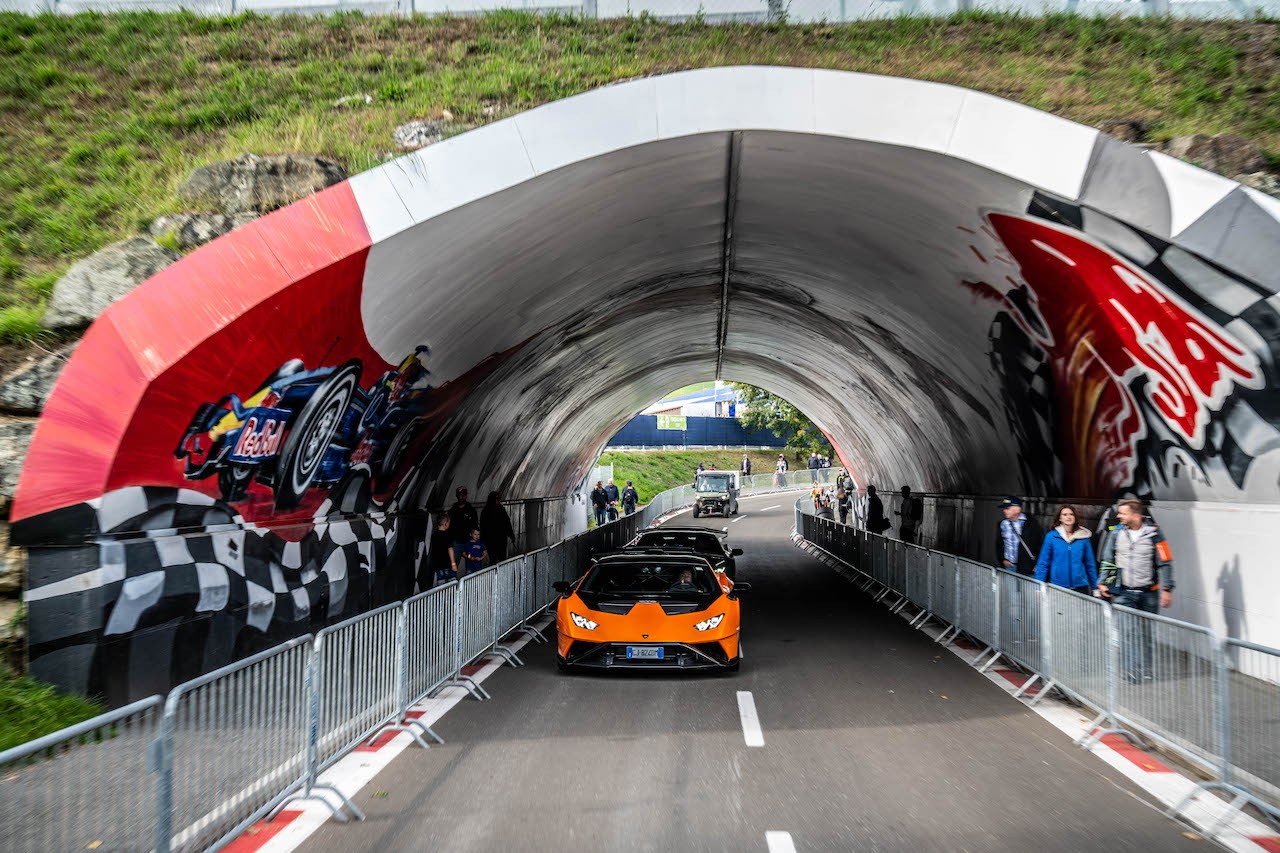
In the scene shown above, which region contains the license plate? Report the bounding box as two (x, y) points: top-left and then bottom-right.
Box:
(626, 646), (664, 660)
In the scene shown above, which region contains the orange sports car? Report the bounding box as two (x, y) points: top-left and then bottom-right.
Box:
(554, 553), (749, 671)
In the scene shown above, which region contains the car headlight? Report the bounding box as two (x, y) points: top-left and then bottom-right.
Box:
(694, 613), (725, 632)
(570, 612), (598, 631)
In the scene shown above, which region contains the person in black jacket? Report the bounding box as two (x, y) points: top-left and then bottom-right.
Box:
(741, 455), (751, 476)
(996, 496), (1044, 575)
(590, 481), (609, 526)
(621, 481), (639, 515)
(481, 491), (516, 564)
(420, 514), (457, 592)
(448, 486), (478, 560)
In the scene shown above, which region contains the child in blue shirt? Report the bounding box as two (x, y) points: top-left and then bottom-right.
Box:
(458, 528), (489, 575)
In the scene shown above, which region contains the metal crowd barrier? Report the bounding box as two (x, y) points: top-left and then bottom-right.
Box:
(0, 695), (163, 852)
(794, 502), (1280, 831)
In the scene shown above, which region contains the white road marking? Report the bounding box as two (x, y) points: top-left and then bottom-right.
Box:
(737, 691), (765, 747)
(731, 514), (748, 523)
(758, 504), (781, 511)
(766, 831), (797, 853)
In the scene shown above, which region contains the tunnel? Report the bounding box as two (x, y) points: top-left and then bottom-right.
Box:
(13, 66), (1280, 704)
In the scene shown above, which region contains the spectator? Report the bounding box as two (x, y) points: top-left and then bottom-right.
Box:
(811, 480), (824, 510)
(1034, 504), (1097, 595)
(741, 454), (752, 476)
(422, 515), (456, 590)
(590, 481), (609, 527)
(821, 456), (831, 469)
(480, 491), (515, 563)
(606, 498), (620, 522)
(895, 486), (923, 544)
(838, 469), (855, 494)
(606, 479), (620, 504)
(696, 462), (706, 475)
(708, 463), (717, 471)
(458, 528), (488, 575)
(1099, 499), (1175, 682)
(866, 484), (889, 534)
(774, 454), (788, 488)
(808, 452), (820, 482)
(448, 486), (478, 560)
(816, 494), (835, 521)
(621, 481), (639, 515)
(836, 487), (851, 525)
(996, 496), (1043, 575)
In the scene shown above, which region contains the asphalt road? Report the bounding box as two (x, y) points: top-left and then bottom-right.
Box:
(305, 493), (1206, 852)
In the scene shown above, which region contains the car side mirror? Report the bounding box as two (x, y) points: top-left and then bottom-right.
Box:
(731, 548), (744, 557)
(553, 581), (573, 594)
(731, 582), (751, 596)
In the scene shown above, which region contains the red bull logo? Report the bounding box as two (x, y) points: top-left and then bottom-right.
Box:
(232, 416), (285, 460)
(966, 213), (1263, 495)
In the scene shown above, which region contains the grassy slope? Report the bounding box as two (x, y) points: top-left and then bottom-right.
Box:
(598, 447), (811, 502)
(1, 12), (1279, 342)
(0, 673), (104, 752)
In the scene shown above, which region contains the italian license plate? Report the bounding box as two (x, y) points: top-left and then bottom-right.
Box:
(626, 646), (664, 660)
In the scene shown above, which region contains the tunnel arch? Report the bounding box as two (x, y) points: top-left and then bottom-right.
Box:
(15, 66), (1280, 701)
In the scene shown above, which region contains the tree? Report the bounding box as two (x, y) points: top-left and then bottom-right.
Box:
(730, 384), (832, 456)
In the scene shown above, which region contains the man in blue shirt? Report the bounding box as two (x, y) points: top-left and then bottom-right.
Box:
(458, 528), (489, 576)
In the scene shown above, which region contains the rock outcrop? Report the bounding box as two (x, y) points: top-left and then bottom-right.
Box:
(42, 238), (180, 330)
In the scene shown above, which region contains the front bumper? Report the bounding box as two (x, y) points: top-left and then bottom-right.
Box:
(558, 640), (737, 670)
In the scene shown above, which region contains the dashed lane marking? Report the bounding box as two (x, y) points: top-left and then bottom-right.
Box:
(732, 514), (748, 523)
(766, 830), (797, 852)
(737, 691), (765, 748)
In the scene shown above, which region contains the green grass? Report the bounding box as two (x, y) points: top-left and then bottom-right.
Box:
(2, 12), (1279, 333)
(598, 447), (810, 504)
(0, 305), (46, 344)
(0, 673), (105, 752)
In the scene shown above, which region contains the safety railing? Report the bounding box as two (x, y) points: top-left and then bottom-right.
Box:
(795, 505), (1280, 830)
(0, 695), (163, 852)
(1, 474), (813, 852)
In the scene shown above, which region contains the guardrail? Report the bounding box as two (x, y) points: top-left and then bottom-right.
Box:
(0, 474), (809, 852)
(794, 505), (1280, 832)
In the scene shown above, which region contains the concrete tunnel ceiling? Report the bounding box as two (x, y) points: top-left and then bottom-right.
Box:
(17, 65), (1280, 704)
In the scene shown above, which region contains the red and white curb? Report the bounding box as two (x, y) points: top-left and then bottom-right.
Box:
(794, 536), (1280, 853)
(225, 618), (553, 853)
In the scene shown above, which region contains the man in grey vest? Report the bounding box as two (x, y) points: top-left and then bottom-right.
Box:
(1098, 498), (1175, 682)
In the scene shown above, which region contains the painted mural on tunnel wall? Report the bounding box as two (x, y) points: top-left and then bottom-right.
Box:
(964, 192), (1278, 505)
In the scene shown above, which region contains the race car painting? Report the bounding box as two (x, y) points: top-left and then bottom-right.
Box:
(174, 347), (432, 510)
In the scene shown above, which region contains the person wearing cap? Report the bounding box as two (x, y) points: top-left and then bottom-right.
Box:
(448, 486), (479, 561)
(621, 480), (639, 515)
(997, 496), (1043, 575)
(590, 480), (609, 526)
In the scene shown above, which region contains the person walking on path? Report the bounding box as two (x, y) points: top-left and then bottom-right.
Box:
(996, 496), (1043, 575)
(1034, 505), (1097, 595)
(741, 454), (752, 477)
(606, 479), (620, 504)
(866, 485), (889, 534)
(808, 452), (820, 483)
(836, 487), (851, 525)
(895, 486), (923, 544)
(421, 515), (457, 591)
(480, 491), (515, 564)
(1098, 498), (1175, 682)
(448, 486), (478, 563)
(621, 481), (639, 515)
(590, 481), (609, 527)
(458, 528), (488, 576)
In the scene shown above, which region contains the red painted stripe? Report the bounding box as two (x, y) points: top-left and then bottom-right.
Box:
(1250, 837), (1280, 853)
(1099, 734), (1174, 773)
(460, 660), (491, 677)
(222, 809), (303, 852)
(355, 731), (399, 752)
(995, 669), (1042, 696)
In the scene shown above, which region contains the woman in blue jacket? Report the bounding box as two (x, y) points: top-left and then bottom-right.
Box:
(1035, 505), (1098, 595)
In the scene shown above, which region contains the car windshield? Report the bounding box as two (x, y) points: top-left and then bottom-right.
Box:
(634, 532), (723, 554)
(579, 561), (719, 597)
(695, 475), (733, 493)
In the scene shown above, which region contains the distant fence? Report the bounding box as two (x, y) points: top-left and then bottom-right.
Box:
(606, 414), (786, 449)
(3, 0), (1272, 22)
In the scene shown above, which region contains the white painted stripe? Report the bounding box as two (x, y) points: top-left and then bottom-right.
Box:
(758, 505), (781, 511)
(731, 514), (748, 523)
(737, 691), (765, 747)
(766, 831), (797, 853)
(25, 565), (126, 602)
